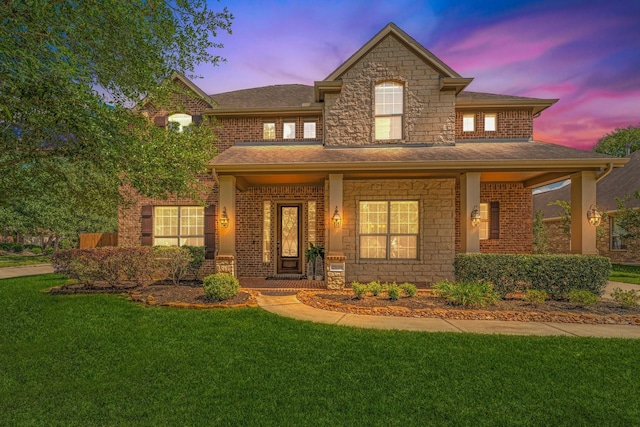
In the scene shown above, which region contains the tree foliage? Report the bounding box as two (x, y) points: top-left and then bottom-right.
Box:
(615, 190), (640, 240)
(0, 1), (232, 240)
(532, 209), (548, 254)
(592, 125), (640, 157)
(547, 200), (608, 239)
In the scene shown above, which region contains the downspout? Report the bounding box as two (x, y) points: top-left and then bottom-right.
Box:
(596, 163), (613, 182)
(210, 167), (220, 186)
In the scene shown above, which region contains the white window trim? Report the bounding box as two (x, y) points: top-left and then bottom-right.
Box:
(283, 122), (296, 139)
(154, 206), (204, 246)
(484, 114), (496, 132)
(263, 122), (276, 140)
(375, 82), (403, 140)
(168, 113), (192, 132)
(358, 200), (419, 260)
(463, 114), (475, 132)
(303, 122), (316, 139)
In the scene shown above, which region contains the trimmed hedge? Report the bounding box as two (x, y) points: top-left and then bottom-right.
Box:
(203, 273), (240, 301)
(454, 253), (611, 299)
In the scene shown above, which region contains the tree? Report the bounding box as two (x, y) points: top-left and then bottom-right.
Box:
(0, 1), (233, 236)
(615, 190), (640, 241)
(592, 125), (640, 157)
(532, 209), (548, 254)
(547, 200), (608, 240)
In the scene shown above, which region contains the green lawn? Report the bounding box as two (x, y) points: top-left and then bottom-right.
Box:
(610, 264), (640, 285)
(1, 275), (639, 426)
(0, 253), (50, 268)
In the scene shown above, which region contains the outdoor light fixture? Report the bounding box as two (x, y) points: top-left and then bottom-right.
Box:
(219, 206), (230, 228)
(332, 206), (342, 228)
(586, 205), (602, 227)
(470, 205), (481, 227)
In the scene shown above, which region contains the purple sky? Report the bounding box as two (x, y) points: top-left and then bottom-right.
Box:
(196, 0), (640, 150)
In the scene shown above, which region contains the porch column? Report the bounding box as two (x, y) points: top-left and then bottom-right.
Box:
(570, 171), (598, 255)
(460, 172), (481, 253)
(216, 175), (236, 276)
(327, 174), (346, 289)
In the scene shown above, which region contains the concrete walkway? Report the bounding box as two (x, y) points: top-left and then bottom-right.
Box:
(0, 264), (54, 279)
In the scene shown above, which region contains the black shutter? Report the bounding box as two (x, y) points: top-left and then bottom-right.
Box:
(193, 115), (203, 126)
(490, 201), (500, 240)
(141, 205), (153, 246)
(204, 205), (216, 259)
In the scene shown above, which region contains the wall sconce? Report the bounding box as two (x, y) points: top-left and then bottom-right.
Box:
(332, 206), (342, 228)
(219, 206), (230, 228)
(586, 205), (601, 227)
(470, 205), (481, 227)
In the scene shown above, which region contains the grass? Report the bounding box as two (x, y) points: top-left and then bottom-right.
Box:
(0, 253), (50, 268)
(1, 275), (639, 426)
(610, 264), (640, 285)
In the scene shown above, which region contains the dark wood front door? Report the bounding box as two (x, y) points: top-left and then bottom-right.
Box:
(277, 203), (302, 274)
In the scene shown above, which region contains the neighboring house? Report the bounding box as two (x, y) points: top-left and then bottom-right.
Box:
(118, 23), (627, 288)
(534, 149), (640, 264)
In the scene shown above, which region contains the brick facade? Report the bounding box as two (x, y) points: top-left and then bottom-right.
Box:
(342, 178), (456, 285)
(455, 182), (533, 254)
(455, 110), (533, 140)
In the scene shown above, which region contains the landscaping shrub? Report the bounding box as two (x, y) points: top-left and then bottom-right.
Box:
(351, 282), (367, 299)
(611, 288), (640, 309)
(11, 243), (24, 253)
(386, 282), (401, 301)
(154, 246), (192, 285)
(119, 247), (156, 286)
(367, 280), (383, 296)
(434, 280), (500, 308)
(568, 290), (599, 307)
(44, 248), (54, 256)
(454, 254), (610, 299)
(400, 282), (418, 297)
(524, 289), (547, 306)
(30, 247), (43, 255)
(203, 273), (240, 301)
(183, 246), (205, 279)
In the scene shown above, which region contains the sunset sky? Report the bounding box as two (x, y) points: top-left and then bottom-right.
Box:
(196, 0), (640, 150)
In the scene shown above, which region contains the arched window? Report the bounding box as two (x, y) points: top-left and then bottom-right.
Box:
(167, 113), (192, 132)
(375, 82), (403, 140)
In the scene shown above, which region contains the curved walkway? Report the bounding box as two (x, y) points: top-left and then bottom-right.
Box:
(0, 264), (54, 279)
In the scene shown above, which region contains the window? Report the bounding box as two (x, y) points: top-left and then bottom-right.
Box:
(611, 217), (627, 250)
(283, 122), (296, 139)
(484, 114), (496, 132)
(463, 114), (475, 132)
(304, 122), (316, 139)
(375, 82), (403, 140)
(308, 201), (316, 245)
(479, 203), (489, 240)
(263, 123), (275, 139)
(154, 206), (204, 246)
(168, 113), (192, 132)
(263, 201), (271, 262)
(359, 201), (418, 259)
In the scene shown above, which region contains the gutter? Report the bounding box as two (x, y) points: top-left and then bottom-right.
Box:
(596, 162), (614, 182)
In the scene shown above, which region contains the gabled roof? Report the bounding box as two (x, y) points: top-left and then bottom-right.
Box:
(169, 71), (215, 107)
(534, 150), (640, 218)
(457, 91), (558, 116)
(324, 22), (462, 81)
(210, 84), (315, 109)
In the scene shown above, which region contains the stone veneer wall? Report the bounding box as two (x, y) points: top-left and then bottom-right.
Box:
(455, 182), (533, 254)
(324, 35), (456, 146)
(545, 217), (640, 264)
(235, 185), (325, 277)
(342, 178), (456, 285)
(455, 110), (533, 140)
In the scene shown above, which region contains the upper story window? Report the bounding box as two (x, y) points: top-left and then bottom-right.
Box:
(375, 82), (403, 140)
(463, 114), (475, 132)
(484, 114), (497, 132)
(168, 113), (192, 132)
(263, 122), (275, 139)
(283, 122), (296, 139)
(304, 122), (316, 139)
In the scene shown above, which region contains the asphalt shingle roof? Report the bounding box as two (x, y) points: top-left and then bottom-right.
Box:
(210, 84), (315, 108)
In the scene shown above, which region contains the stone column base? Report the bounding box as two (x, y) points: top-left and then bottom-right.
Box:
(325, 254), (346, 290)
(215, 254), (236, 277)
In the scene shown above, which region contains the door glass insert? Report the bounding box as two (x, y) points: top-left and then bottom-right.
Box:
(281, 207), (299, 257)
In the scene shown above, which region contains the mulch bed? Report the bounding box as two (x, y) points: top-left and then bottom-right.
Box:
(297, 290), (640, 325)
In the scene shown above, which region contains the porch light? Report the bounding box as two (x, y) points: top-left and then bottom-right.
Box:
(470, 205), (481, 227)
(332, 206), (342, 228)
(586, 205), (601, 227)
(219, 206), (230, 228)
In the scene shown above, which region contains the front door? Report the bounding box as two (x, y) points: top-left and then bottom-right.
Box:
(277, 203), (302, 274)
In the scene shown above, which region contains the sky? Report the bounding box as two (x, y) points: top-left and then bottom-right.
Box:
(195, 0), (640, 151)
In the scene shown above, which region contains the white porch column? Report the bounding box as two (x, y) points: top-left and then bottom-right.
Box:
(216, 175), (236, 275)
(460, 172), (481, 253)
(326, 174), (346, 289)
(570, 171), (598, 255)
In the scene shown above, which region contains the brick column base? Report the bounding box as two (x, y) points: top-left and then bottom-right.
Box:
(215, 254), (236, 277)
(325, 254), (346, 290)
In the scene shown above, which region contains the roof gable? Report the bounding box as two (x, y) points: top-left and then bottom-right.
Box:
(170, 71), (214, 108)
(325, 22), (461, 81)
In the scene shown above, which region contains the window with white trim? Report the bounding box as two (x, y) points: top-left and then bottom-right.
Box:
(168, 113), (192, 132)
(154, 206), (204, 246)
(484, 114), (496, 132)
(611, 217), (627, 250)
(463, 114), (475, 132)
(263, 123), (275, 139)
(283, 122), (296, 139)
(375, 82), (403, 140)
(303, 122), (316, 139)
(359, 201), (418, 259)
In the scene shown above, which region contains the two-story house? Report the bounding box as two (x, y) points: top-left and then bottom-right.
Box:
(118, 23), (626, 288)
